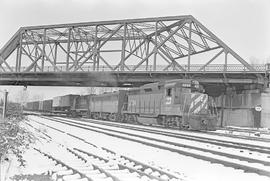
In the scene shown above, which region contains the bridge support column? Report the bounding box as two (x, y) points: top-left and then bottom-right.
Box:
(221, 87), (234, 127)
(220, 92), (226, 127)
(216, 87), (269, 128)
(261, 88), (270, 128)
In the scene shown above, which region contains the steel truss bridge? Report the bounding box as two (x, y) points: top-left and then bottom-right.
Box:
(0, 15), (269, 96)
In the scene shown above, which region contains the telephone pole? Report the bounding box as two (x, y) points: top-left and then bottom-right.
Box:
(1, 90), (8, 119)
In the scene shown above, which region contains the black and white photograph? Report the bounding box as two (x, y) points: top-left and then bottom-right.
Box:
(0, 0), (270, 180)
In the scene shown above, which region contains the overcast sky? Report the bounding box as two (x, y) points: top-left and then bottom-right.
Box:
(0, 0), (269, 101)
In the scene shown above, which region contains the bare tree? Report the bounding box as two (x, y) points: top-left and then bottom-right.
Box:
(31, 94), (44, 101)
(82, 87), (97, 95)
(14, 88), (29, 104)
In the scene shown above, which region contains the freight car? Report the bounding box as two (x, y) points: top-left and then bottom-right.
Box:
(25, 101), (39, 112)
(39, 99), (53, 113)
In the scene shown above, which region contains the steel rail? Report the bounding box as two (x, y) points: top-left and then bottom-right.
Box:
(34, 116), (270, 177)
(72, 117), (270, 154)
(52, 116), (270, 166)
(28, 117), (182, 180)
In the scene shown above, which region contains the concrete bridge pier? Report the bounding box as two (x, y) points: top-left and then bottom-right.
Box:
(215, 86), (270, 128)
(261, 88), (270, 128)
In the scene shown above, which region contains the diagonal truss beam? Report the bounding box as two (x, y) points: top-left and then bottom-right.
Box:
(74, 24), (123, 71)
(198, 49), (224, 71)
(0, 55), (13, 72)
(132, 20), (187, 71)
(190, 17), (256, 71)
(0, 15), (258, 75)
(24, 32), (61, 72)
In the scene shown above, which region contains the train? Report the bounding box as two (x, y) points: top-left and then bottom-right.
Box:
(24, 79), (218, 130)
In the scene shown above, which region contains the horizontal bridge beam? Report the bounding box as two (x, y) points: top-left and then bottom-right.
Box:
(21, 36), (147, 45)
(0, 72), (265, 87)
(23, 15), (192, 30)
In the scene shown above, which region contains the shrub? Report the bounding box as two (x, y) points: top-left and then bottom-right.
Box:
(0, 113), (36, 166)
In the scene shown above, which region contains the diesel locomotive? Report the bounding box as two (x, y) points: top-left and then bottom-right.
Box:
(24, 79), (218, 130)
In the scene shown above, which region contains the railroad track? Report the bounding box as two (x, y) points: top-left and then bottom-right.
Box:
(27, 118), (183, 181)
(44, 116), (270, 156)
(208, 127), (270, 140)
(28, 116), (270, 177)
(217, 126), (270, 135)
(32, 111), (270, 142)
(35, 145), (181, 181)
(72, 117), (270, 154)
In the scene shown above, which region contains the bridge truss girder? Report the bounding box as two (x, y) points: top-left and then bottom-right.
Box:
(0, 15), (257, 74)
(0, 71), (265, 97)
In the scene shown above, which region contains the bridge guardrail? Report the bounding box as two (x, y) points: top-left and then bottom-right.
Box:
(0, 64), (269, 73)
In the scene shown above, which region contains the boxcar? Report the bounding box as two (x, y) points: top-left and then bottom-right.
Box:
(25, 102), (34, 111)
(38, 101), (44, 111)
(41, 99), (53, 112)
(32, 101), (39, 111)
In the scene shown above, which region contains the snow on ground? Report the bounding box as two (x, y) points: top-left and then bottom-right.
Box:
(27, 115), (270, 181)
(47, 117), (270, 178)
(60, 117), (270, 162)
(0, 122), (55, 180)
(79, 117), (270, 147)
(213, 129), (270, 139)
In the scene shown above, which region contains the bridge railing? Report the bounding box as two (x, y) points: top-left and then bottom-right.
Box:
(1, 64), (270, 73)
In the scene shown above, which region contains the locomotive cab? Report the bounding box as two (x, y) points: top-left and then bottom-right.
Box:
(162, 79), (217, 130)
(164, 79), (201, 105)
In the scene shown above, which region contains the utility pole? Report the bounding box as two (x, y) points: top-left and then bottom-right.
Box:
(2, 90), (8, 119)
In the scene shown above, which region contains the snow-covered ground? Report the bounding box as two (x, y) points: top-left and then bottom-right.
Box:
(0, 121), (55, 180)
(213, 128), (270, 139)
(54, 116), (270, 167)
(78, 117), (270, 147)
(21, 115), (270, 181)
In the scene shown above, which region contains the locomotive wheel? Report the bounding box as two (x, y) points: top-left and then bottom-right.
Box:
(129, 114), (138, 124)
(93, 113), (99, 120)
(122, 114), (128, 123)
(108, 114), (116, 122)
(126, 114), (134, 124)
(157, 116), (164, 125)
(116, 114), (123, 122)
